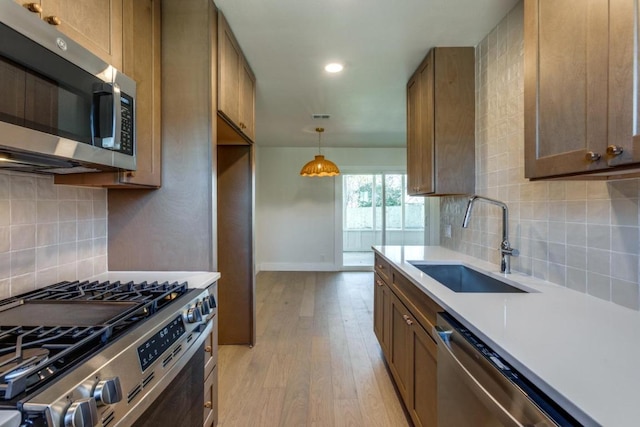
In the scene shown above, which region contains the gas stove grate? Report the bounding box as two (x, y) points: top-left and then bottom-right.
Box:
(0, 280), (190, 400)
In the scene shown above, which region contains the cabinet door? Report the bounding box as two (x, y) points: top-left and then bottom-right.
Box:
(418, 52), (435, 194)
(407, 74), (422, 196)
(218, 13), (241, 125)
(389, 293), (411, 401)
(609, 0), (640, 167)
(373, 274), (391, 358)
(524, 0), (609, 178)
(119, 0), (161, 186)
(204, 314), (218, 376)
(40, 0), (123, 70)
(410, 321), (438, 427)
(203, 365), (218, 427)
(239, 60), (256, 140)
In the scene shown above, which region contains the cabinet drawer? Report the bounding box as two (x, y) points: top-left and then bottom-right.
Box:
(392, 270), (443, 338)
(204, 314), (218, 377)
(374, 254), (391, 284)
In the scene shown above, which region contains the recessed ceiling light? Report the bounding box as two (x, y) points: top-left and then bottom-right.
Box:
(324, 63), (344, 73)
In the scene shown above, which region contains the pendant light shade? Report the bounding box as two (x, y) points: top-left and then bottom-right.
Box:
(300, 128), (340, 177)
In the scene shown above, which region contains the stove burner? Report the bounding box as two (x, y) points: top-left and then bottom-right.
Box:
(0, 348), (50, 380)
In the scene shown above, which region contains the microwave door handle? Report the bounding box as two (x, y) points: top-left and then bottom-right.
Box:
(433, 326), (525, 427)
(91, 82), (122, 150)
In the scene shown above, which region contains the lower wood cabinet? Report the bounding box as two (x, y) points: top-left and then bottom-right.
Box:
(373, 272), (391, 358)
(374, 260), (441, 427)
(204, 365), (218, 427)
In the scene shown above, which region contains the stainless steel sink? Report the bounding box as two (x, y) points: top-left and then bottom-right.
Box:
(409, 262), (527, 293)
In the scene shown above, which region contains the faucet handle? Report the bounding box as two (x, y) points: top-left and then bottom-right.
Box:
(501, 247), (519, 257)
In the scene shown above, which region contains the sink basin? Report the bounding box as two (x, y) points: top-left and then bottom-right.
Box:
(409, 262), (527, 293)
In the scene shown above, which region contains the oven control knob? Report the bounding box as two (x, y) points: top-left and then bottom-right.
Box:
(199, 299), (211, 315)
(93, 377), (123, 406)
(64, 397), (99, 427)
(207, 294), (217, 310)
(186, 305), (202, 323)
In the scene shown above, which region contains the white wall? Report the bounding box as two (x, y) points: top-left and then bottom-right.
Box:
(256, 146), (406, 271)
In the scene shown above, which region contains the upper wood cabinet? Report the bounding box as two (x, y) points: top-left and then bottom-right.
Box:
(218, 11), (256, 142)
(55, 0), (162, 188)
(14, 0), (123, 70)
(525, 0), (640, 180)
(406, 47), (475, 196)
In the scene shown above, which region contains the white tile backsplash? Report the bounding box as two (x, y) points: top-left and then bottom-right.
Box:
(0, 172), (108, 296)
(440, 0), (640, 310)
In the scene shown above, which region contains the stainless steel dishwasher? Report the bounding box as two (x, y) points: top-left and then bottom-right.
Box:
(434, 312), (583, 427)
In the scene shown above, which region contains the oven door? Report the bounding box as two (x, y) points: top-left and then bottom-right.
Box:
(131, 342), (205, 427)
(118, 319), (212, 427)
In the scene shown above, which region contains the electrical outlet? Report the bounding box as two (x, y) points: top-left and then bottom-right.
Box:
(445, 224), (452, 239)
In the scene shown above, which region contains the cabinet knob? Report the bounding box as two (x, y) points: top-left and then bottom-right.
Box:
(376, 280), (383, 287)
(585, 151), (601, 162)
(205, 345), (212, 353)
(402, 314), (413, 325)
(607, 145), (624, 156)
(204, 401), (212, 409)
(45, 15), (62, 25)
(25, 3), (43, 13)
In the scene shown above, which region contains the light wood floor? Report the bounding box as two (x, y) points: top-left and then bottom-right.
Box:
(218, 271), (410, 427)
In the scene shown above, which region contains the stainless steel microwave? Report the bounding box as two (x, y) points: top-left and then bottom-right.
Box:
(0, 1), (136, 174)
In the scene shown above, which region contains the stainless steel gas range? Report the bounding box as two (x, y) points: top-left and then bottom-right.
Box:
(0, 272), (218, 427)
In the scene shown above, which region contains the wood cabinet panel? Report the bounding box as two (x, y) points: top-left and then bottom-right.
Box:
(525, 0), (640, 179)
(217, 145), (255, 345)
(203, 365), (218, 427)
(524, 0), (609, 178)
(374, 253), (391, 285)
(205, 313), (218, 377)
(407, 47), (474, 196)
(411, 321), (437, 427)
(217, 11), (255, 143)
(373, 272), (391, 359)
(389, 293), (411, 402)
(239, 61), (255, 140)
(392, 269), (442, 337)
(15, 0), (123, 70)
(55, 0), (161, 188)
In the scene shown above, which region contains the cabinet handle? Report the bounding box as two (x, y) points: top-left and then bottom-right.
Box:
(25, 3), (43, 13)
(45, 15), (61, 25)
(585, 151), (601, 162)
(204, 345), (212, 353)
(402, 314), (413, 325)
(607, 145), (624, 156)
(376, 280), (384, 287)
(204, 401), (212, 409)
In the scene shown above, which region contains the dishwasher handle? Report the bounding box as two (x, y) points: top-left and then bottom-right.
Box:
(434, 326), (530, 427)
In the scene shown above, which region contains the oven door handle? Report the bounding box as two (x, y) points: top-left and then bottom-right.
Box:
(434, 326), (526, 427)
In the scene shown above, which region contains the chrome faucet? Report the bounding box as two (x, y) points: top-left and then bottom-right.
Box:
(462, 195), (518, 274)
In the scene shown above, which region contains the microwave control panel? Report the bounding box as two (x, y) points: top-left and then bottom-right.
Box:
(119, 93), (134, 155)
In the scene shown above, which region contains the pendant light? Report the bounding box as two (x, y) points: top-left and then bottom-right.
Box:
(300, 127), (340, 177)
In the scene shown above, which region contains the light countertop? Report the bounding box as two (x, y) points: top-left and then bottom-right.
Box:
(89, 271), (220, 289)
(374, 245), (639, 427)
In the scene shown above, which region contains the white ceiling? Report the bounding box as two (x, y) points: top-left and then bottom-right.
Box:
(215, 0), (519, 148)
